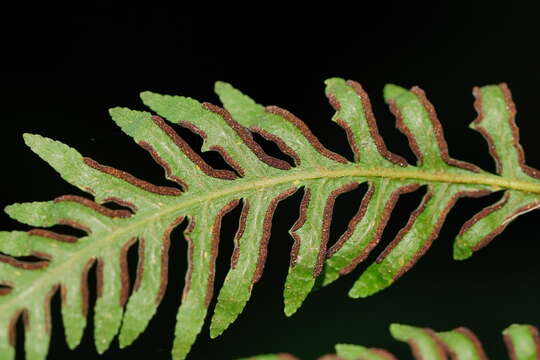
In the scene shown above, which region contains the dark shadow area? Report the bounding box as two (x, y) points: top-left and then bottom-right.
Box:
(327, 182), (369, 252)
(0, 253), (49, 265)
(47, 224), (88, 238)
(0, 284), (12, 295)
(14, 312), (25, 360)
(68, 260), (98, 358)
(48, 288), (67, 358)
(101, 201), (135, 214)
(125, 238), (141, 302)
(251, 132), (297, 167)
(367, 92), (419, 167)
(211, 200), (243, 307)
(374, 185), (429, 258)
(166, 121), (242, 177)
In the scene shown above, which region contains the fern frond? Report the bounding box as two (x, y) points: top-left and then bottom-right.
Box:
(239, 323), (540, 359)
(1, 79), (539, 359)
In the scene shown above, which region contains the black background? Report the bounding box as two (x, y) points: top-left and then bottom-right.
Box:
(1, 2), (540, 359)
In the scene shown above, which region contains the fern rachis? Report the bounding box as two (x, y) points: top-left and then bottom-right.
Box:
(0, 78), (539, 359)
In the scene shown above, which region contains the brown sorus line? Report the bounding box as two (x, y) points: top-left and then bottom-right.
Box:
(411, 86), (480, 173)
(157, 216), (184, 303)
(152, 115), (237, 181)
(347, 80), (408, 166)
(83, 157), (182, 196)
(314, 182), (359, 277)
(265, 105), (347, 165)
(138, 141), (189, 190)
(205, 199), (240, 307)
(252, 187), (298, 285)
(251, 127), (300, 166)
(289, 189), (311, 267)
(203, 102), (292, 171)
(119, 237), (138, 306)
(28, 229), (78, 243)
(231, 200), (249, 270)
(55, 195), (132, 218)
(451, 327), (488, 360)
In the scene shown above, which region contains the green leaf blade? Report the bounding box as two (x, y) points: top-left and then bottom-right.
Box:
(109, 107), (214, 191)
(3, 79), (540, 360)
(454, 191), (540, 260)
(141, 91), (278, 176)
(335, 343), (396, 360)
(390, 324), (446, 360)
(325, 78), (406, 167)
(93, 255), (126, 354)
(321, 179), (413, 288)
(235, 355), (299, 360)
(0, 313), (15, 360)
(210, 186), (294, 338)
(471, 84), (529, 178)
(503, 324), (540, 360)
(437, 327), (487, 360)
(61, 271), (89, 349)
(119, 218), (180, 348)
(22, 134), (166, 208)
(241, 323), (540, 359)
(453, 83), (540, 259)
(215, 81), (341, 168)
(350, 185), (464, 298)
(283, 180), (354, 316)
(172, 202), (233, 359)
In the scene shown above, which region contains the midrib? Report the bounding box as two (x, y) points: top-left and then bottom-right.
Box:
(4, 164), (540, 312)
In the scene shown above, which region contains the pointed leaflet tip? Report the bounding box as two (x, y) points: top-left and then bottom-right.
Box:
(140, 91), (180, 112)
(324, 77), (345, 87)
(109, 106), (149, 121)
(214, 80), (231, 93)
(502, 324), (540, 359)
(453, 242), (473, 260)
(214, 81), (241, 104)
(20, 133), (85, 178)
(348, 267), (392, 299)
(108, 106), (127, 118)
(109, 107), (153, 134)
(140, 91), (167, 114)
(22, 132), (79, 156)
(383, 84), (408, 103)
(323, 77), (347, 98)
(209, 325), (220, 339)
(22, 133), (46, 149)
(4, 201), (57, 227)
(118, 332), (133, 349)
(324, 77), (355, 97)
(140, 90), (207, 120)
(284, 298), (301, 317)
(3, 203), (18, 219)
(214, 80), (262, 116)
(389, 323), (408, 338)
(22, 133), (66, 165)
(139, 90), (157, 104)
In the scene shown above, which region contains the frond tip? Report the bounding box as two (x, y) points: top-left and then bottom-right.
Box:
(1, 79), (539, 359)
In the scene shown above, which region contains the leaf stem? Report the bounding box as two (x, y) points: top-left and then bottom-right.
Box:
(2, 164), (539, 312)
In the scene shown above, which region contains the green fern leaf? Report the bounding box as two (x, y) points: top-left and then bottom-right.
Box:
(1, 78), (539, 359)
(236, 355), (300, 360)
(240, 323), (540, 359)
